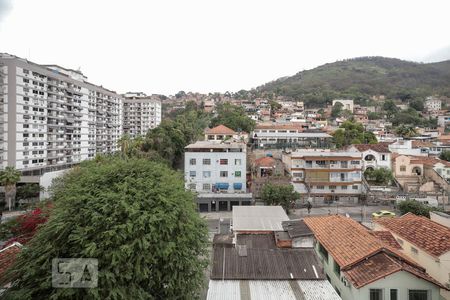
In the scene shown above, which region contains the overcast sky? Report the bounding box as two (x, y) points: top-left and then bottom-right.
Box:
(1, 0), (449, 95)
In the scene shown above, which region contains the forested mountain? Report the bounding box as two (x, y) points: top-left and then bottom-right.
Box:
(256, 57), (450, 107)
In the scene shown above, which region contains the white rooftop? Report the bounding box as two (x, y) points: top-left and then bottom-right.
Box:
(207, 280), (341, 300)
(232, 206), (289, 231)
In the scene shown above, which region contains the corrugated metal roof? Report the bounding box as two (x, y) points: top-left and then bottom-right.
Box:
(211, 247), (324, 280)
(207, 280), (241, 300)
(233, 206), (289, 231)
(206, 280), (341, 300)
(297, 280), (342, 300)
(282, 220), (313, 238)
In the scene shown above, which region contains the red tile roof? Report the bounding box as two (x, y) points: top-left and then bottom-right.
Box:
(370, 231), (402, 249)
(205, 125), (236, 135)
(351, 142), (391, 153)
(375, 213), (450, 257)
(304, 215), (401, 268)
(254, 156), (276, 168)
(304, 215), (445, 289)
(0, 242), (22, 281)
(344, 252), (443, 289)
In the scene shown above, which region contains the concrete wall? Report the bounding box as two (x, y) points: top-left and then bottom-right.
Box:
(430, 212), (450, 228)
(39, 169), (68, 199)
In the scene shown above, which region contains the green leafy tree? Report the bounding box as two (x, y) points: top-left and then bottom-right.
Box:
(391, 108), (424, 126)
(409, 99), (424, 112)
(16, 184), (44, 202)
(269, 100), (282, 113)
(383, 100), (399, 119)
(2, 158), (209, 299)
(367, 112), (382, 120)
(211, 102), (256, 133)
(364, 168), (393, 185)
(143, 104), (210, 168)
(261, 183), (299, 213)
(332, 120), (377, 148)
(439, 150), (450, 162)
(398, 200), (443, 218)
(395, 125), (417, 138)
(0, 167), (21, 211)
(331, 102), (343, 118)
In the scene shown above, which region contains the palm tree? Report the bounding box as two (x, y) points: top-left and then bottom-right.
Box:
(118, 134), (131, 158)
(0, 167), (21, 211)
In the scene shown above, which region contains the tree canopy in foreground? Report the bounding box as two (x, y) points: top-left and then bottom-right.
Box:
(2, 158), (208, 300)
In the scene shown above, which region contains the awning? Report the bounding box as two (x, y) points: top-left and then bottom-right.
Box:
(216, 183), (229, 190)
(233, 183), (243, 190)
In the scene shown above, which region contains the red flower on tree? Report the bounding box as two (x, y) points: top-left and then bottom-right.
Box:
(4, 203), (52, 247)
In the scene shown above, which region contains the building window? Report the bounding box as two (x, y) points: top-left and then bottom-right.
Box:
(203, 158), (211, 165)
(316, 185), (324, 190)
(369, 289), (383, 300)
(341, 185), (347, 190)
(316, 160), (326, 165)
(235, 171), (241, 177)
(408, 290), (428, 300)
(189, 158), (196, 165)
(351, 160), (360, 165)
(235, 159), (241, 165)
(411, 246), (418, 255)
(188, 183), (196, 190)
(390, 289), (398, 300)
(203, 171), (211, 178)
(202, 184), (211, 191)
(400, 166), (406, 172)
(293, 172), (303, 178)
(220, 171), (228, 177)
(352, 185), (358, 190)
(329, 185), (337, 190)
(334, 261), (340, 275)
(220, 159), (228, 165)
(381, 154), (386, 161)
(318, 242), (328, 262)
(189, 171), (196, 177)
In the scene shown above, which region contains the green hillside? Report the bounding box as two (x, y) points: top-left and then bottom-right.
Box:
(257, 57), (450, 107)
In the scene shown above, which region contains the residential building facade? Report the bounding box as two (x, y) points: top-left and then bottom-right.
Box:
(347, 143), (392, 171)
(122, 92), (161, 137)
(184, 141), (250, 211)
(332, 99), (354, 112)
(425, 96), (442, 112)
(375, 213), (450, 299)
(304, 215), (444, 300)
(0, 53), (122, 184)
(252, 124), (332, 149)
(284, 150), (364, 204)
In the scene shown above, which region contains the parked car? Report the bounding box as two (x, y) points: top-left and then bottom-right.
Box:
(372, 210), (396, 218)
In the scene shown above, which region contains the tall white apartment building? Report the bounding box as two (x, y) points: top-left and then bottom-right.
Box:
(122, 92), (161, 137)
(0, 53), (122, 181)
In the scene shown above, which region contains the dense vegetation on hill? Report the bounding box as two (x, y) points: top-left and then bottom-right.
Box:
(257, 57), (450, 107)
